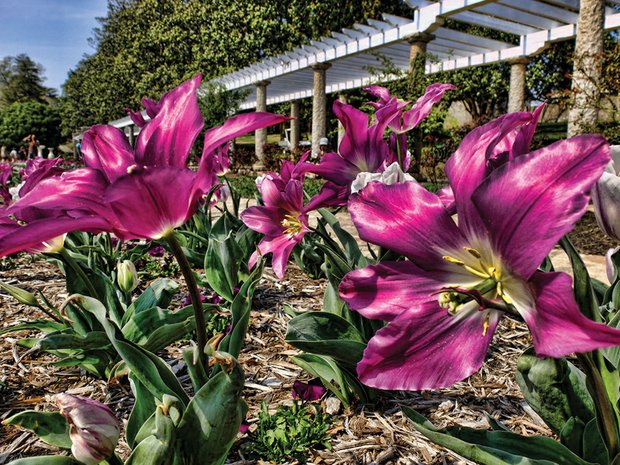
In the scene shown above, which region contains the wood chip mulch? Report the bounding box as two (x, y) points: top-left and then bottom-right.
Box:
(0, 251), (552, 465)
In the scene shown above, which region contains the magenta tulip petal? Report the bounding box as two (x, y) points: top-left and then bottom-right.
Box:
(304, 182), (349, 210)
(436, 184), (455, 214)
(473, 135), (610, 279)
(348, 180), (467, 270)
(135, 75), (204, 168)
(82, 125), (135, 183)
(357, 303), (500, 390)
(333, 101), (394, 173)
(491, 103), (544, 163)
(141, 97), (161, 119)
(18, 159), (64, 197)
(340, 260), (453, 322)
(259, 178), (299, 212)
(255, 233), (298, 280)
(196, 112), (290, 193)
(399, 83), (455, 131)
(521, 272), (620, 356)
(128, 109), (148, 128)
(240, 206), (286, 237)
(305, 152), (360, 185)
(444, 112), (532, 239)
(104, 168), (198, 240)
(201, 112), (291, 159)
(364, 85), (392, 108)
(0, 215), (110, 257)
(8, 169), (110, 218)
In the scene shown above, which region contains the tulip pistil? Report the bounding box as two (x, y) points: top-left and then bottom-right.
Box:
(441, 247), (514, 316)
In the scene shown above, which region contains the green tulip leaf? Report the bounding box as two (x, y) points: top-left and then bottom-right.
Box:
(404, 407), (596, 465)
(516, 348), (594, 434)
(285, 311), (366, 366)
(3, 411), (71, 449)
(176, 359), (246, 465)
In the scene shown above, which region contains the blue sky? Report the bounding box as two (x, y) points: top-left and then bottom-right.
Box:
(0, 0), (109, 93)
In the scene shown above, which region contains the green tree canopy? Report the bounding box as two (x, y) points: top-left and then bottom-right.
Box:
(0, 101), (61, 149)
(0, 54), (52, 106)
(60, 0), (410, 136)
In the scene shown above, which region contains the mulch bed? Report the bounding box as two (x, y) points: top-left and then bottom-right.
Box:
(0, 211), (617, 464)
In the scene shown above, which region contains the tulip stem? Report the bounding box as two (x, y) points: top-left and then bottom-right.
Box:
(166, 233), (208, 371)
(58, 248), (100, 302)
(578, 352), (619, 460)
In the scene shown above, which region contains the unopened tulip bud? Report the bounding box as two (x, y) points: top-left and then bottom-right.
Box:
(593, 146), (620, 240)
(0, 281), (40, 307)
(53, 393), (120, 465)
(117, 260), (139, 292)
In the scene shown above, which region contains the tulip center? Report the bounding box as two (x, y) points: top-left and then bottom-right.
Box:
(281, 213), (303, 237)
(438, 246), (514, 335)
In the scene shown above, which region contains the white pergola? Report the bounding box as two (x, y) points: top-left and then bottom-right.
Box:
(213, 0), (619, 108)
(209, 0), (619, 164)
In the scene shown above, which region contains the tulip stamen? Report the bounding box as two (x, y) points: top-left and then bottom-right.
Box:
(464, 247), (482, 258)
(281, 213), (303, 237)
(482, 314), (491, 336)
(442, 255), (465, 266)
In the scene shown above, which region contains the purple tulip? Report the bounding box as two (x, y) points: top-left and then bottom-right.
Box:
(592, 145), (620, 240)
(339, 114), (620, 391)
(241, 177), (310, 280)
(365, 83), (455, 134)
(292, 379), (326, 401)
(53, 393), (120, 465)
(0, 75), (289, 256)
(303, 100), (401, 208)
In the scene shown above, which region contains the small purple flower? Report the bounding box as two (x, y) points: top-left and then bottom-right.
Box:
(148, 245), (166, 257)
(207, 291), (223, 305)
(292, 379), (326, 402)
(239, 421), (250, 434)
(182, 288), (208, 306)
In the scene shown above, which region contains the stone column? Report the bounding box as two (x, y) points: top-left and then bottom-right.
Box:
(567, 0), (605, 136)
(407, 32), (434, 173)
(128, 124), (135, 147)
(508, 58), (529, 113)
(337, 94), (348, 149)
(311, 63), (331, 158)
(290, 100), (300, 154)
(254, 80), (270, 170)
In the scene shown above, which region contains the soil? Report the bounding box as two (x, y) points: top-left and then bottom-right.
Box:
(0, 211), (616, 464)
(568, 211), (618, 255)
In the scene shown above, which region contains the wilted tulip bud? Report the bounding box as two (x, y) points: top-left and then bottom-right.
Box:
(292, 379), (326, 402)
(53, 393), (120, 465)
(593, 146), (620, 240)
(117, 260), (139, 292)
